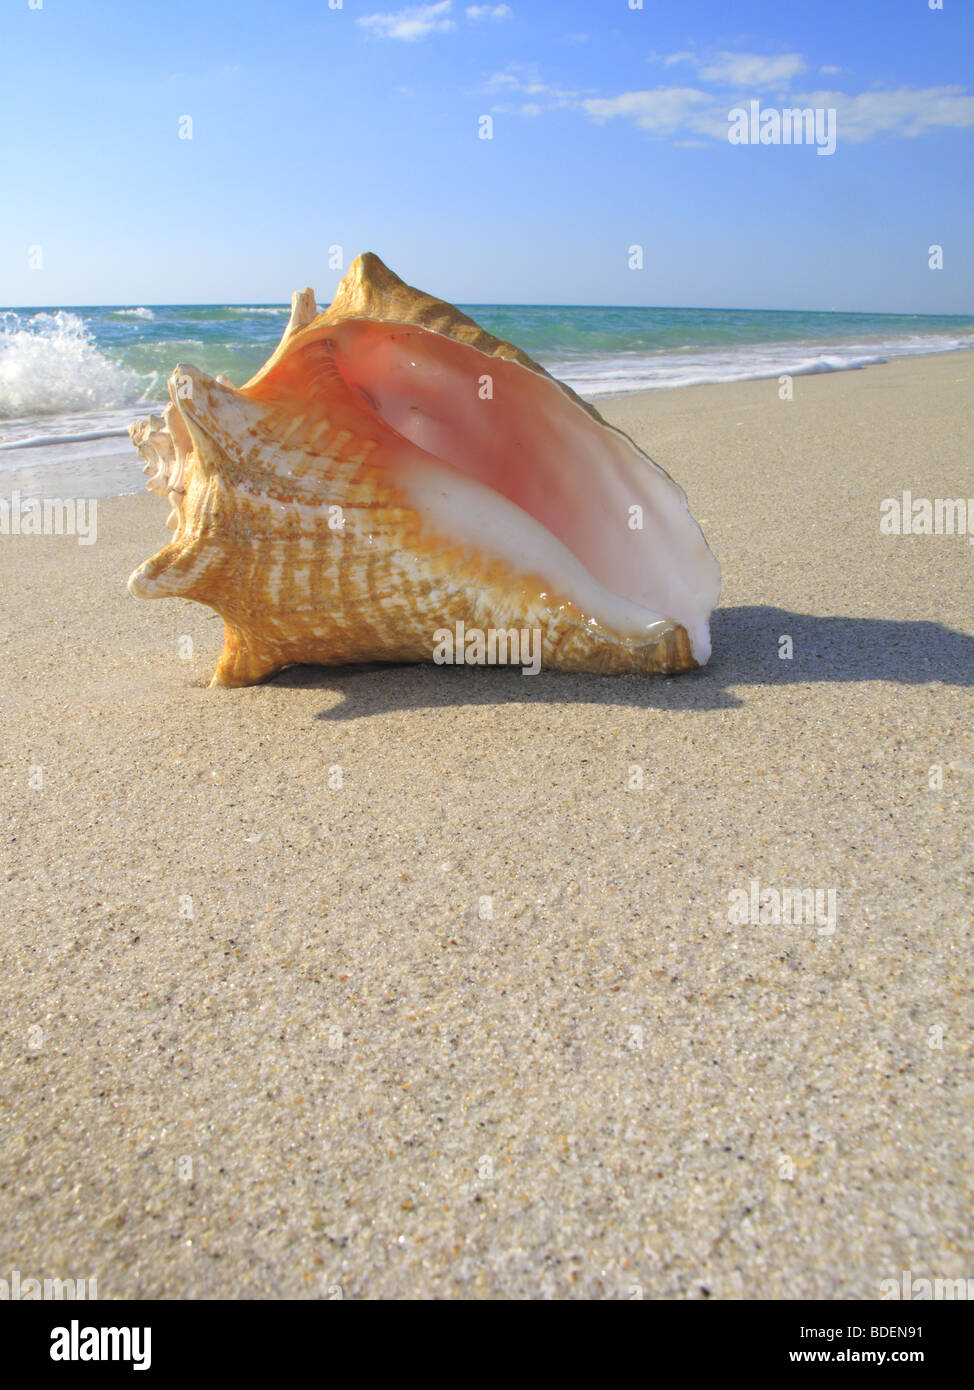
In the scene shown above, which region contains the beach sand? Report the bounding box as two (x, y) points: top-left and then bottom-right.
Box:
(1, 352), (971, 1299)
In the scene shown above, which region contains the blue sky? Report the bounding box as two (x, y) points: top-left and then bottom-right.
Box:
(1, 0), (972, 310)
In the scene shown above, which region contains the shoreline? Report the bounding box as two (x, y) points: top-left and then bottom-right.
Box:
(1, 347), (972, 505)
(595, 342), (974, 403)
(1, 346), (971, 1299)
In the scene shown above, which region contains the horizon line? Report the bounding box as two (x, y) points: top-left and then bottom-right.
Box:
(3, 300), (974, 318)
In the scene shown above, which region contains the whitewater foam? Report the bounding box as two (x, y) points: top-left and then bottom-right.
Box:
(551, 332), (974, 398)
(0, 311), (152, 419)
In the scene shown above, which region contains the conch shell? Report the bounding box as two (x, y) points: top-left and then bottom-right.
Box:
(127, 253), (720, 686)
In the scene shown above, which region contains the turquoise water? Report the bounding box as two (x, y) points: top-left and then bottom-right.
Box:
(1, 300), (973, 492)
(472, 303), (974, 356)
(4, 300), (974, 419)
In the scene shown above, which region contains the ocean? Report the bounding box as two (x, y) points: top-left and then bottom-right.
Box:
(2, 301), (973, 497)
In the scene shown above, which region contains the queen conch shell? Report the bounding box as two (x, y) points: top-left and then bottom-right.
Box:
(127, 253), (721, 686)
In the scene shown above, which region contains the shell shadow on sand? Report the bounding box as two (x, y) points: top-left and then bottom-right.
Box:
(253, 607), (974, 719)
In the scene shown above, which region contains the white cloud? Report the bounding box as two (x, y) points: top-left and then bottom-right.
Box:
(357, 1), (455, 41)
(648, 49), (806, 87)
(466, 4), (512, 19)
(698, 51), (807, 87)
(584, 87), (725, 139)
(820, 65), (843, 75)
(485, 61), (583, 107)
(489, 48), (974, 146)
(487, 62), (546, 93)
(581, 80), (974, 146)
(794, 85), (974, 141)
(357, 0), (514, 41)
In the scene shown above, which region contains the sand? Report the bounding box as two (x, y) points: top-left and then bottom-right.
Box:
(0, 352), (971, 1300)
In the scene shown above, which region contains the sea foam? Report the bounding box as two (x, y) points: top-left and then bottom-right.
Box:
(0, 311), (147, 418)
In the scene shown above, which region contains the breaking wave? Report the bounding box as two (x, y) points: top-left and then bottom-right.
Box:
(0, 311), (151, 418)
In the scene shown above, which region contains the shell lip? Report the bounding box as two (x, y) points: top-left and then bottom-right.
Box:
(305, 315), (720, 661)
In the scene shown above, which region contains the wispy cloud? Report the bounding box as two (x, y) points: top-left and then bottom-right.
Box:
(699, 51), (807, 87)
(466, 3), (512, 20)
(492, 47), (974, 148)
(796, 85), (974, 141)
(583, 82), (974, 145)
(357, 1), (455, 42)
(651, 49), (807, 87)
(485, 61), (585, 114)
(486, 62), (545, 93)
(652, 50), (695, 68)
(584, 88), (726, 140)
(358, 1), (512, 40)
